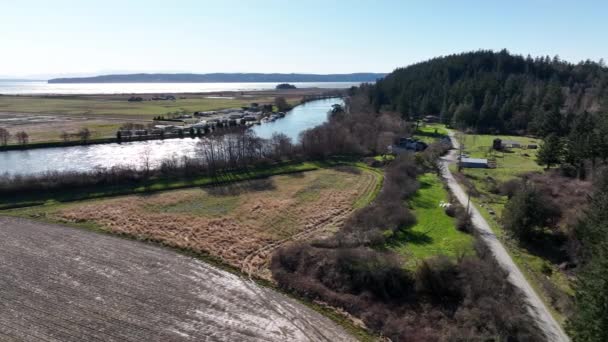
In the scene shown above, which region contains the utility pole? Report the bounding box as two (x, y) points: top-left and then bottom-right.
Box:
(458, 133), (465, 172)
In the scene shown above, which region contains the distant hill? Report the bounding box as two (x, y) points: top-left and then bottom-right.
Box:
(48, 73), (386, 84)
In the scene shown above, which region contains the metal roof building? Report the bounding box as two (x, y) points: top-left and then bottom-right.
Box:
(459, 157), (489, 168)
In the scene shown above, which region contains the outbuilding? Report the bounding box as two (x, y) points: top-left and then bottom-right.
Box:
(501, 140), (522, 149)
(459, 157), (488, 169)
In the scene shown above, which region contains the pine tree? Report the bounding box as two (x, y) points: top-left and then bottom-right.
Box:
(568, 172), (608, 341)
(536, 134), (563, 169)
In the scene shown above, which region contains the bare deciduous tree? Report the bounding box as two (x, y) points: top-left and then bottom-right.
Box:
(15, 131), (28, 145)
(0, 128), (10, 146)
(78, 128), (91, 143)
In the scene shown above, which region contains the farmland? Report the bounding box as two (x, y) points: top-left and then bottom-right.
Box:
(0, 216), (357, 342)
(7, 168), (380, 280)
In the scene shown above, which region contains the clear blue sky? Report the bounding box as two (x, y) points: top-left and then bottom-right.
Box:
(2, 0), (607, 78)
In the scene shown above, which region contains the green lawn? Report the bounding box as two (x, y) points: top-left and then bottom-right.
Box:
(414, 123), (448, 144)
(388, 173), (474, 269)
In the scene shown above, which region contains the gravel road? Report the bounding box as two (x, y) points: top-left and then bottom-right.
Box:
(0, 216), (357, 342)
(442, 130), (569, 342)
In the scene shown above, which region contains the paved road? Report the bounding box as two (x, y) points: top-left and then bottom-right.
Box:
(0, 217), (356, 342)
(441, 131), (569, 342)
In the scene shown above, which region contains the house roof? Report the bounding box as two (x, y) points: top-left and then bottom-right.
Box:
(501, 140), (521, 145)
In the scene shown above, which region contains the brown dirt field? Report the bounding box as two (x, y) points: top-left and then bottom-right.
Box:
(55, 168), (379, 280)
(0, 216), (357, 341)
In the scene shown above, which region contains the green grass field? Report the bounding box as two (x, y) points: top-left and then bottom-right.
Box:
(0, 96), (274, 118)
(388, 173), (474, 269)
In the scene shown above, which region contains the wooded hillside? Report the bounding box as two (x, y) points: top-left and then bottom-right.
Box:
(371, 50), (608, 135)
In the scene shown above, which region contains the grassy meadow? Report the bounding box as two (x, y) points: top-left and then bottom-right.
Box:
(0, 95), (274, 118)
(389, 173), (474, 269)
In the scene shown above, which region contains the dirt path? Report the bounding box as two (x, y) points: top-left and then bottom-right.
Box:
(0, 216), (357, 342)
(241, 169), (380, 279)
(441, 130), (569, 342)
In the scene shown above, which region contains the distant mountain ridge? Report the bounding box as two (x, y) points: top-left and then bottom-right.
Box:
(48, 73), (386, 84)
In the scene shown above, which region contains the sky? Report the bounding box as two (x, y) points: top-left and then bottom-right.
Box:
(2, 0), (607, 78)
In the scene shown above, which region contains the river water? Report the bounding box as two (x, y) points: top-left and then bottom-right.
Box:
(0, 98), (342, 176)
(0, 81), (358, 95)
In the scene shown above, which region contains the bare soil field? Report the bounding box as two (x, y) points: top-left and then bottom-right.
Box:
(29, 168), (379, 280)
(0, 216), (357, 341)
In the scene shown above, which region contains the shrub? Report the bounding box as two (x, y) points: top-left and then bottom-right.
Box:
(502, 183), (562, 242)
(499, 178), (523, 198)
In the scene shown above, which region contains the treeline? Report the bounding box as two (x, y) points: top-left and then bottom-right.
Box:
(299, 94), (409, 157)
(370, 49), (608, 135)
(0, 129), (297, 196)
(536, 110), (608, 179)
(0, 128), (29, 146)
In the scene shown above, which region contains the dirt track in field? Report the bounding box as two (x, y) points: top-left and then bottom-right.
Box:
(0, 216), (357, 342)
(55, 168), (378, 280)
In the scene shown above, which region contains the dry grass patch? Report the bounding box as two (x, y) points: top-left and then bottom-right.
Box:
(54, 168), (379, 279)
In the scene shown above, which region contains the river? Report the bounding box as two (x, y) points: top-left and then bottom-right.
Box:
(0, 98), (342, 176)
(0, 81), (359, 95)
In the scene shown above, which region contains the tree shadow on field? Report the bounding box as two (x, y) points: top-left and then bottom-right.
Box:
(410, 180), (434, 209)
(388, 228), (434, 247)
(205, 178), (276, 196)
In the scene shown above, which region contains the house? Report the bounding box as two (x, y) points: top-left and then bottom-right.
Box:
(389, 137), (428, 154)
(459, 157), (488, 168)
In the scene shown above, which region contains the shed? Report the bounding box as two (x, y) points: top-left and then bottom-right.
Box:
(501, 140), (522, 148)
(460, 157), (488, 169)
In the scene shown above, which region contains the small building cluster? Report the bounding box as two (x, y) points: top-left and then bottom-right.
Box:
(492, 138), (537, 150)
(118, 105), (287, 139)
